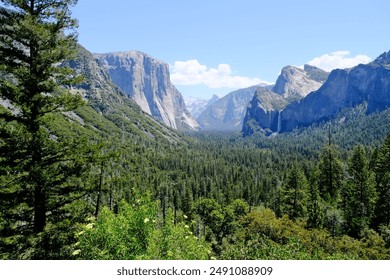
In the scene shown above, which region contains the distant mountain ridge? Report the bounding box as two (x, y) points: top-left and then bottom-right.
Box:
(243, 51), (390, 136)
(185, 95), (219, 119)
(195, 64), (328, 132)
(95, 51), (199, 131)
(278, 51), (390, 133)
(196, 85), (261, 132)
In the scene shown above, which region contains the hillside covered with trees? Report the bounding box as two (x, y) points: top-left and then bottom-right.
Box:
(1, 0), (390, 260)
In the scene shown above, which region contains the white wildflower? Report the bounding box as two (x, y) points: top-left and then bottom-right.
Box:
(86, 223), (94, 229)
(72, 249), (81, 256)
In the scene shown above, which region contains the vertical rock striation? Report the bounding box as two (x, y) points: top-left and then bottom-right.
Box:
(95, 51), (199, 131)
(242, 64), (329, 136)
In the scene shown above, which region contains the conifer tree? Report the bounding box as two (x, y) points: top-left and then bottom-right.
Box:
(307, 169), (324, 229)
(345, 145), (376, 237)
(0, 0), (88, 259)
(316, 144), (344, 204)
(373, 135), (390, 229)
(280, 164), (308, 220)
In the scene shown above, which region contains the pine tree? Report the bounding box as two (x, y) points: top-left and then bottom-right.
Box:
(307, 168), (324, 229)
(280, 164), (308, 220)
(373, 135), (390, 229)
(316, 144), (344, 204)
(0, 0), (89, 259)
(345, 145), (376, 237)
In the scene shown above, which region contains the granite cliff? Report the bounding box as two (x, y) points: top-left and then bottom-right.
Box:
(95, 51), (199, 131)
(278, 51), (390, 133)
(243, 51), (390, 135)
(273, 64), (328, 101)
(242, 65), (328, 135)
(184, 95), (219, 119)
(197, 86), (260, 132)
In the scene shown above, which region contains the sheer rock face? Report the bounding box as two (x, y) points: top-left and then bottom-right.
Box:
(95, 51), (199, 131)
(242, 65), (328, 136)
(273, 65), (329, 101)
(279, 51), (390, 133)
(62, 44), (185, 143)
(242, 88), (288, 135)
(243, 51), (390, 135)
(196, 86), (260, 132)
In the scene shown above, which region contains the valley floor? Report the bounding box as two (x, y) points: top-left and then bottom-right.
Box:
(2, 107), (390, 260)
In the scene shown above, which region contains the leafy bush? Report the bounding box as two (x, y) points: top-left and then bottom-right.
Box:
(221, 208), (390, 260)
(74, 198), (157, 259)
(74, 197), (210, 260)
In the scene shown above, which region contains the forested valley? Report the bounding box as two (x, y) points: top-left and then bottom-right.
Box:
(1, 0), (390, 260)
(2, 99), (390, 259)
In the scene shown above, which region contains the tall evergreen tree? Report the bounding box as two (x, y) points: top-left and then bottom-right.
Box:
(307, 167), (324, 229)
(0, 0), (89, 259)
(316, 144), (344, 204)
(373, 135), (390, 229)
(345, 145), (376, 237)
(280, 164), (308, 220)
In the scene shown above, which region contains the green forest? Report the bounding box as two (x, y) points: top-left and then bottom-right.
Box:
(1, 0), (390, 260)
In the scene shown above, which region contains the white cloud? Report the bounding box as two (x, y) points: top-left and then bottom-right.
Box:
(307, 51), (371, 72)
(170, 60), (270, 89)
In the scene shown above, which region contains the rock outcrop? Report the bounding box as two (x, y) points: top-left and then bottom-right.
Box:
(95, 51), (199, 131)
(197, 86), (260, 131)
(242, 65), (328, 135)
(243, 51), (390, 135)
(273, 65), (328, 101)
(184, 95), (219, 119)
(242, 88), (288, 135)
(63, 45), (185, 143)
(279, 52), (390, 132)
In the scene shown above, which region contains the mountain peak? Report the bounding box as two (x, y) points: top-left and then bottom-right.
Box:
(273, 64), (328, 100)
(303, 64), (329, 83)
(197, 85), (259, 132)
(281, 65), (300, 71)
(257, 52), (390, 134)
(96, 50), (150, 59)
(208, 94), (220, 105)
(372, 51), (390, 66)
(95, 51), (167, 69)
(242, 64), (329, 136)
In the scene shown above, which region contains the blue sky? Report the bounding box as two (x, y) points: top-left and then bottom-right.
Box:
(72, 0), (390, 99)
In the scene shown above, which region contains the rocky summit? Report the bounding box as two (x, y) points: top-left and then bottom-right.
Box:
(197, 85), (261, 132)
(278, 51), (390, 133)
(243, 51), (390, 135)
(95, 51), (199, 131)
(184, 95), (219, 119)
(273, 65), (328, 102)
(242, 65), (328, 135)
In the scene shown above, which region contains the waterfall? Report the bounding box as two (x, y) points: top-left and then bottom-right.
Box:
(277, 111), (282, 133)
(268, 110), (272, 128)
